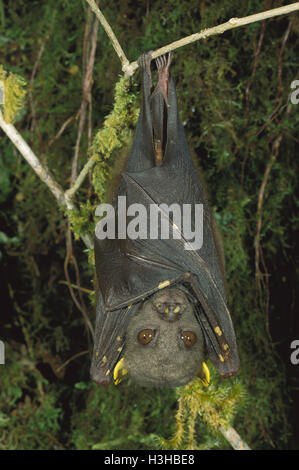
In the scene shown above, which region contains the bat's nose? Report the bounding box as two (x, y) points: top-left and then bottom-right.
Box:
(154, 302), (185, 322)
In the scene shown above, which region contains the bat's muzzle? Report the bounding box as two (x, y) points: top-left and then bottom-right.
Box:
(154, 301), (185, 322)
(152, 286), (190, 322)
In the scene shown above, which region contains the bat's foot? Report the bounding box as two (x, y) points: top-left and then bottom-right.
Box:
(155, 51), (173, 73)
(137, 51), (153, 79)
(137, 52), (174, 101)
(154, 52), (173, 103)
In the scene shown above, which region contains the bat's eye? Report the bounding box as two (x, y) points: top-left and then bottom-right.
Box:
(181, 330), (197, 348)
(138, 329), (156, 345)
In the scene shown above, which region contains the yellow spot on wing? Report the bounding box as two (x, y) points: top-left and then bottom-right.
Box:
(214, 326), (223, 336)
(158, 280), (170, 289)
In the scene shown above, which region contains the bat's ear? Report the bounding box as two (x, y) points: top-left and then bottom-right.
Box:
(125, 52), (156, 172)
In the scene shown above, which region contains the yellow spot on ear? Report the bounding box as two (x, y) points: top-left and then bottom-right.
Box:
(219, 354), (224, 362)
(201, 361), (210, 387)
(173, 306), (180, 313)
(158, 280), (170, 289)
(214, 326), (223, 336)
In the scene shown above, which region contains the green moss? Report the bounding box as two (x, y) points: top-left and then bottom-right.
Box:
(90, 75), (139, 202)
(0, 65), (27, 123)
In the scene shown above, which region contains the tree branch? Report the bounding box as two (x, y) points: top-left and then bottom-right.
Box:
(86, 1), (299, 76)
(85, 0), (130, 71)
(219, 426), (251, 450)
(0, 111), (72, 209)
(66, 154), (96, 199)
(0, 111), (93, 249)
(71, 8), (99, 183)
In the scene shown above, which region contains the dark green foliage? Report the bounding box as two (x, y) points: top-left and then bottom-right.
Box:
(70, 382), (176, 450)
(0, 0), (298, 450)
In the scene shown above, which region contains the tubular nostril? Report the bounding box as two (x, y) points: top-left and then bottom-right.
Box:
(155, 303), (176, 314)
(154, 302), (185, 321)
(166, 304), (186, 314)
(155, 302), (165, 313)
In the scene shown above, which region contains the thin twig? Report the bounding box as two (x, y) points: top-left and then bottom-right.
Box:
(245, 20), (266, 115)
(49, 114), (75, 147)
(28, 41), (45, 141)
(64, 224), (94, 339)
(55, 350), (90, 374)
(58, 280), (93, 295)
(85, 0), (130, 71)
(71, 9), (99, 183)
(277, 20), (292, 96)
(66, 154), (96, 199)
(254, 135), (282, 285)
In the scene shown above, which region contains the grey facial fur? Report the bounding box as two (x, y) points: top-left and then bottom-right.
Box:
(124, 287), (206, 387)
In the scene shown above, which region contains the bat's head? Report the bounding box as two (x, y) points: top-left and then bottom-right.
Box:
(120, 287), (208, 387)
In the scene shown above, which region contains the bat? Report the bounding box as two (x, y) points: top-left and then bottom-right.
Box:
(90, 51), (240, 387)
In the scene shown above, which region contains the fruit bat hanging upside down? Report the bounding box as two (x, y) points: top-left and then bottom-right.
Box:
(90, 52), (240, 388)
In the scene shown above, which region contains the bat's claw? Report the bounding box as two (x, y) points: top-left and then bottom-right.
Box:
(155, 51), (173, 71)
(137, 51), (153, 76)
(137, 51), (174, 77)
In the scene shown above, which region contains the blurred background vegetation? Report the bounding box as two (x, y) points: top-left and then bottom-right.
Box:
(0, 0), (298, 450)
